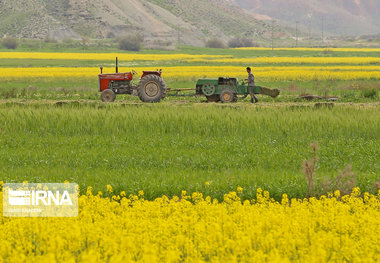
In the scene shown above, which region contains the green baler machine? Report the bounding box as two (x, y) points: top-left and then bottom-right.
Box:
(195, 77), (280, 103)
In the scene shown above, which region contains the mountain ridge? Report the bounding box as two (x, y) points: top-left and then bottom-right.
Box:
(228, 0), (380, 36)
(0, 0), (280, 46)
(0, 0), (378, 47)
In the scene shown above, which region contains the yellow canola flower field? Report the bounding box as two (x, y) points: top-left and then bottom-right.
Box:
(0, 187), (379, 262)
(0, 66), (379, 81)
(1, 52), (379, 65)
(189, 56), (380, 65)
(0, 52), (227, 61)
(234, 47), (380, 52)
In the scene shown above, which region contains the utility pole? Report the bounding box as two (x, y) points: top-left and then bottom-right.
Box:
(177, 23), (181, 47)
(321, 16), (324, 45)
(295, 21), (299, 47)
(307, 13), (312, 47)
(271, 20), (274, 56)
(308, 18), (312, 47)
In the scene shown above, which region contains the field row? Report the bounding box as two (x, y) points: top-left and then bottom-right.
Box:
(235, 47), (380, 52)
(0, 66), (379, 81)
(0, 52), (227, 61)
(1, 52), (380, 65)
(191, 57), (380, 64)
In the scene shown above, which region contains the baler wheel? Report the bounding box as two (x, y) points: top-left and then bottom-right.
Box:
(206, 95), (220, 103)
(137, 75), (167, 103)
(101, 89), (116, 102)
(202, 84), (216, 96)
(220, 89), (236, 103)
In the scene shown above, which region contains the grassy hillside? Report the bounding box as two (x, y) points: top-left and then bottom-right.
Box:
(147, 0), (273, 38)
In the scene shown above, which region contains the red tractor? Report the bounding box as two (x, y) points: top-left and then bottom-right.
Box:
(98, 58), (167, 102)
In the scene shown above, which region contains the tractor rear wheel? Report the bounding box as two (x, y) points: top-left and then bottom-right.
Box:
(206, 95), (220, 103)
(101, 89), (116, 102)
(220, 90), (237, 103)
(137, 75), (166, 103)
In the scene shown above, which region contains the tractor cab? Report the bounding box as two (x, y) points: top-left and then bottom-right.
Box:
(141, 70), (162, 78)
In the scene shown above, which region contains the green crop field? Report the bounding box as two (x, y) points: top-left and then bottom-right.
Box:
(0, 102), (378, 200)
(0, 45), (379, 102)
(0, 45), (379, 200)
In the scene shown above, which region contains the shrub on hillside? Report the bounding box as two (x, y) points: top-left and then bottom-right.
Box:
(44, 36), (58, 43)
(228, 37), (258, 48)
(2, 37), (18, 49)
(205, 38), (226, 49)
(62, 37), (74, 44)
(118, 35), (143, 51)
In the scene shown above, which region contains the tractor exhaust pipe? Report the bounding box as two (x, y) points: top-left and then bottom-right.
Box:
(115, 57), (118, 73)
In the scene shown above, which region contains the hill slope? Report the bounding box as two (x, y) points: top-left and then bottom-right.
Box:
(229, 0), (380, 36)
(0, 0), (280, 45)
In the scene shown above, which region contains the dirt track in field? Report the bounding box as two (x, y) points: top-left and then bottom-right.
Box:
(0, 99), (379, 109)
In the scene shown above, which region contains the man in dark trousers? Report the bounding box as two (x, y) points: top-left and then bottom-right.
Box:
(246, 67), (259, 103)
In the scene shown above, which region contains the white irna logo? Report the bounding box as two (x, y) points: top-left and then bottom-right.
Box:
(4, 183), (78, 217)
(8, 190), (73, 206)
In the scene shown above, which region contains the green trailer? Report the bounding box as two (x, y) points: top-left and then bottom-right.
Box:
(195, 77), (280, 103)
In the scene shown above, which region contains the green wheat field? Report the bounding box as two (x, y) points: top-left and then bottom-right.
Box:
(0, 45), (379, 200)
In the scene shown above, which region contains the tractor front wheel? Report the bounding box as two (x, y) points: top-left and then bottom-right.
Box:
(220, 90), (237, 103)
(137, 75), (166, 103)
(101, 89), (116, 102)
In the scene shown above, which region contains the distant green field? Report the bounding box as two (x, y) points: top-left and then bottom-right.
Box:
(1, 43), (380, 57)
(0, 103), (378, 200)
(0, 46), (378, 102)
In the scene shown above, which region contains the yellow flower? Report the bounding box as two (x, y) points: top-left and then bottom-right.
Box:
(0, 65), (378, 81)
(106, 184), (113, 194)
(0, 187), (378, 262)
(352, 187), (361, 197)
(281, 193), (289, 206)
(86, 186), (93, 196)
(237, 187), (243, 193)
